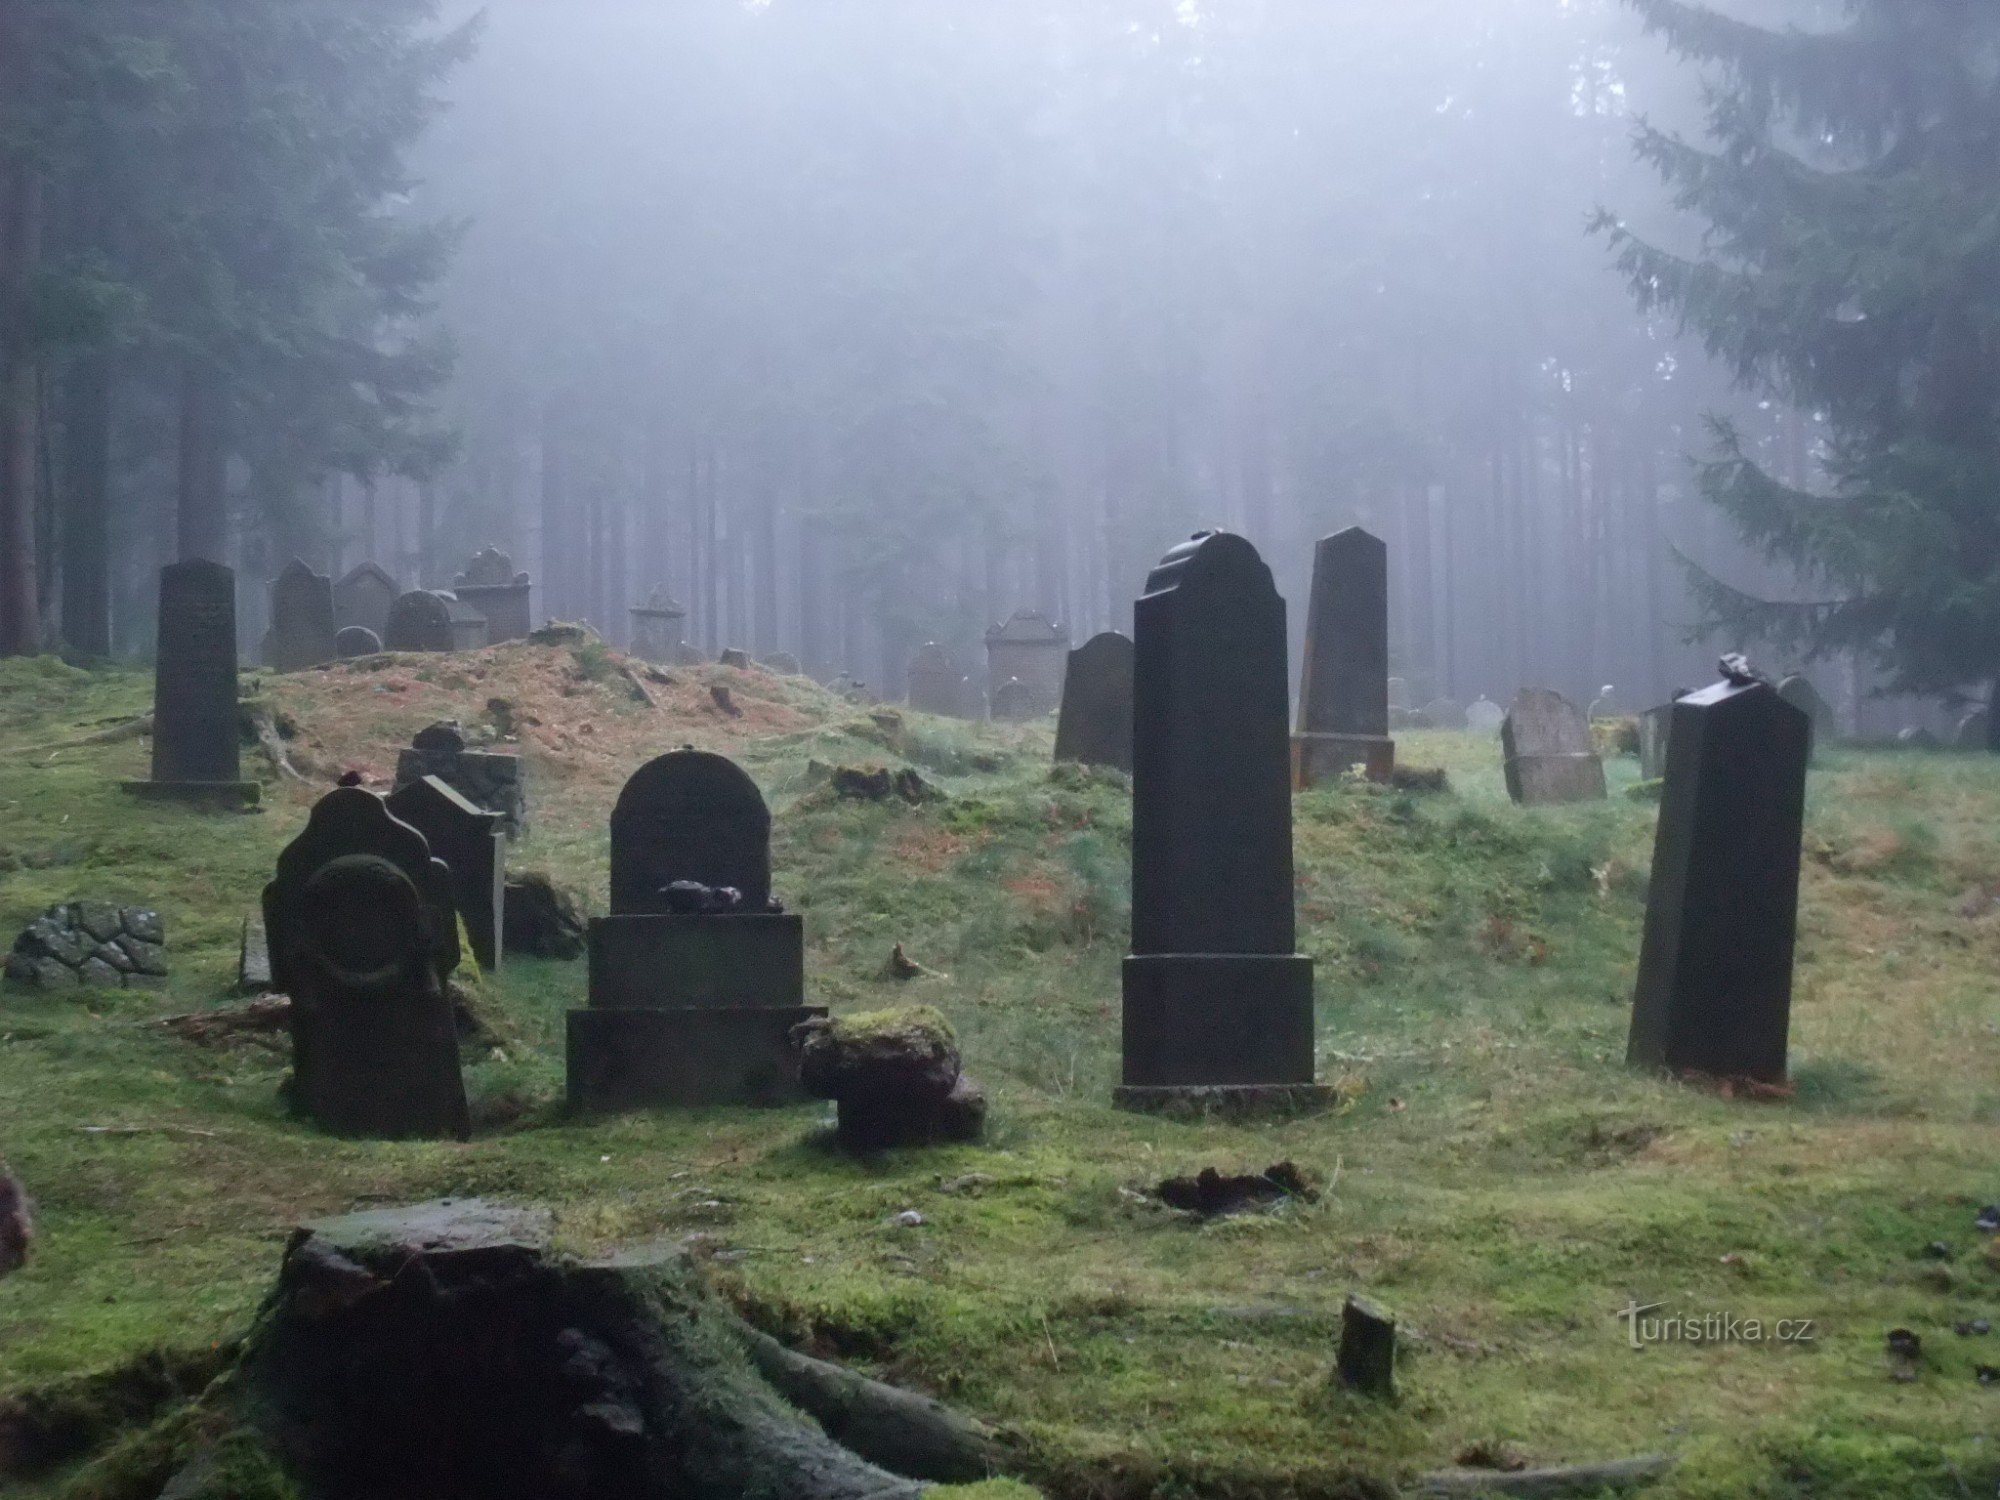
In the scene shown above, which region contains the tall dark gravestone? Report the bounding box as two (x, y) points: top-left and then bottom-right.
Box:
(1293, 527), (1395, 787)
(1776, 673), (1838, 756)
(452, 545), (533, 643)
(333, 563), (397, 641)
(567, 750), (824, 1111)
(382, 590), (455, 653)
(1053, 631), (1135, 773)
(124, 560), (259, 809)
(388, 775), (506, 973)
(266, 559), (338, 673)
(1626, 671), (1810, 1084)
(1117, 532), (1325, 1116)
(906, 643), (967, 718)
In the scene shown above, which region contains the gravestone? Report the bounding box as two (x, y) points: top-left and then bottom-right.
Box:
(335, 626), (381, 659)
(763, 651), (803, 676)
(1957, 706), (1992, 751)
(1117, 532), (1325, 1116)
(440, 592), (490, 652)
(333, 563), (397, 641)
(1776, 674), (1838, 753)
(382, 590), (455, 653)
(263, 787), (466, 1139)
(393, 725), (527, 839)
(568, 750), (824, 1110)
(266, 559), (337, 673)
(1053, 631), (1135, 773)
(1638, 703), (1674, 781)
(629, 589), (689, 664)
(1465, 696), (1505, 734)
(1501, 689), (1607, 806)
(906, 643), (967, 718)
(452, 545), (532, 643)
(123, 560), (259, 809)
(1293, 527), (1395, 786)
(1588, 686), (1622, 721)
(984, 611), (1069, 717)
(1626, 671), (1809, 1084)
(1898, 725), (1940, 749)
(989, 678), (1037, 723)
(1418, 697), (1466, 730)
(388, 775), (506, 973)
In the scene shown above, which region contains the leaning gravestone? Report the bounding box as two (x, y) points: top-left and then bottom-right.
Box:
(1465, 696), (1506, 734)
(452, 545), (532, 643)
(1053, 631), (1135, 773)
(382, 590), (455, 653)
(906, 643), (967, 718)
(989, 678), (1037, 723)
(1958, 706), (1992, 751)
(1293, 527), (1395, 786)
(1501, 689), (1607, 806)
(335, 626), (381, 659)
(388, 775), (506, 973)
(265, 559), (337, 673)
(1118, 532), (1325, 1117)
(984, 611), (1069, 717)
(393, 722), (527, 839)
(1776, 674), (1838, 754)
(1627, 666), (1809, 1084)
(629, 588), (688, 665)
(124, 559), (259, 809)
(333, 562), (397, 641)
(263, 787), (466, 1139)
(567, 750), (825, 1110)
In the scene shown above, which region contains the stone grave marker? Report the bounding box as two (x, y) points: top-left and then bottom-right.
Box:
(393, 723), (526, 839)
(984, 610), (1069, 717)
(1418, 697), (1465, 730)
(1501, 689), (1607, 805)
(629, 588), (689, 664)
(382, 590), (455, 653)
(263, 787), (466, 1139)
(440, 592), (490, 652)
(1118, 532), (1325, 1116)
(568, 750), (825, 1110)
(266, 559), (337, 673)
(335, 626), (381, 659)
(333, 563), (397, 641)
(388, 775), (506, 973)
(1626, 668), (1809, 1084)
(989, 677), (1037, 722)
(1293, 527), (1395, 786)
(452, 545), (532, 643)
(1958, 706), (1992, 751)
(1053, 631), (1135, 773)
(124, 559), (258, 809)
(1588, 686), (1623, 720)
(906, 643), (967, 718)
(763, 651), (803, 676)
(1465, 696), (1505, 733)
(1776, 674), (1838, 753)
(1638, 703), (1674, 781)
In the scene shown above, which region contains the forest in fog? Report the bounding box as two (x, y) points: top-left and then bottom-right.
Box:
(2, 0), (1995, 736)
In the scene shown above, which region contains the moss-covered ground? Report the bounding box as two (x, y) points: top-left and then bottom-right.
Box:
(2, 646), (1999, 1497)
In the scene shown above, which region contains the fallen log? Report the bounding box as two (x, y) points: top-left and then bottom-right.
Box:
(1413, 1455), (1676, 1497)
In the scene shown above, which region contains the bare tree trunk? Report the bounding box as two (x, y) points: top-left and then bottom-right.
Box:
(540, 399), (569, 618)
(0, 161), (44, 656)
(177, 361), (229, 566)
(59, 351), (113, 655)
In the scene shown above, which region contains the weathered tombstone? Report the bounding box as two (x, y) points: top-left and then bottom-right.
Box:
(1465, 696), (1505, 734)
(333, 563), (397, 641)
(123, 560), (259, 809)
(1638, 703), (1674, 781)
(388, 775), (506, 973)
(1053, 631), (1135, 773)
(763, 651), (803, 676)
(1626, 669), (1809, 1084)
(1117, 532), (1325, 1116)
(393, 724), (527, 839)
(1419, 697), (1466, 730)
(1501, 689), (1607, 806)
(335, 626), (381, 659)
(263, 787), (466, 1139)
(451, 545), (532, 643)
(1387, 676), (1411, 712)
(382, 590), (455, 653)
(984, 611), (1069, 717)
(1776, 674), (1838, 753)
(1293, 527), (1395, 786)
(629, 589), (689, 665)
(989, 678), (1037, 723)
(1957, 706), (1992, 751)
(906, 643), (967, 718)
(265, 559), (337, 672)
(1588, 686), (1623, 721)
(439, 592), (490, 652)
(567, 750), (826, 1111)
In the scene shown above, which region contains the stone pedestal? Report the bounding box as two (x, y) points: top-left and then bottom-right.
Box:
(126, 559), (261, 810)
(1292, 732), (1395, 787)
(1120, 954), (1317, 1088)
(454, 584), (531, 643)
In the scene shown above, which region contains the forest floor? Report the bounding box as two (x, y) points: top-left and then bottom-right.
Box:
(2, 642), (1999, 1499)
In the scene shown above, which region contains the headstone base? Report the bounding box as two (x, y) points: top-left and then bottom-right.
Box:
(1122, 953), (1316, 1087)
(588, 913), (804, 1009)
(1503, 753), (1607, 806)
(566, 1005), (826, 1111)
(1292, 733), (1395, 788)
(121, 780), (262, 810)
(1111, 1083), (1335, 1122)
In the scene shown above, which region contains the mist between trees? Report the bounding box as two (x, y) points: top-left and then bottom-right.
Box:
(0, 0), (1984, 738)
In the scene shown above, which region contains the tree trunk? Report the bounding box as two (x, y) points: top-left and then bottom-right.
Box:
(176, 362), (230, 565)
(57, 357), (112, 657)
(0, 161), (44, 656)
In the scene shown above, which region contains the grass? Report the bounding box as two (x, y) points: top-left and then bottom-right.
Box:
(3, 649), (2000, 1497)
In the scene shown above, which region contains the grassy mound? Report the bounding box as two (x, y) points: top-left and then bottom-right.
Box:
(3, 647), (1999, 1497)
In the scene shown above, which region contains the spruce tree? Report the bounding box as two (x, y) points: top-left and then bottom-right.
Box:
(1601, 0), (2000, 742)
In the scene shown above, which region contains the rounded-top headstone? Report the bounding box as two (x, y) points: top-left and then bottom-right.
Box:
(609, 750), (773, 916)
(1466, 696), (1505, 733)
(300, 854), (427, 987)
(455, 545), (527, 590)
(1420, 697), (1466, 730)
(267, 559), (338, 673)
(383, 590), (454, 653)
(1054, 631), (1136, 772)
(336, 626), (382, 659)
(413, 721), (468, 754)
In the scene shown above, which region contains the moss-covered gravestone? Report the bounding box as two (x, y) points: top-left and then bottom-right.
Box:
(568, 750), (824, 1111)
(1053, 631), (1134, 773)
(1118, 532), (1326, 1117)
(1293, 526), (1395, 786)
(1627, 670), (1810, 1083)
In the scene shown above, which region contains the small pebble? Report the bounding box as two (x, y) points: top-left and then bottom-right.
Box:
(1956, 1319), (1993, 1337)
(1976, 1206), (2000, 1232)
(888, 1209), (925, 1228)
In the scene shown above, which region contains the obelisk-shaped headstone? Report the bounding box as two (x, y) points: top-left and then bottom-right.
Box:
(1293, 527), (1395, 786)
(124, 560), (258, 808)
(1118, 532), (1324, 1116)
(1627, 670), (1810, 1083)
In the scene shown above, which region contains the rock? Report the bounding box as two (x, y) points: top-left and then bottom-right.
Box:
(831, 766), (941, 804)
(709, 684), (742, 718)
(1154, 1162), (1316, 1216)
(502, 872), (587, 960)
(718, 647), (753, 670)
(413, 720), (468, 753)
(5, 903), (169, 990)
(0, 1165), (29, 1277)
(794, 1007), (985, 1150)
